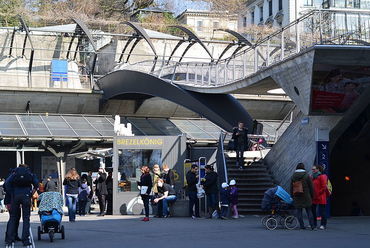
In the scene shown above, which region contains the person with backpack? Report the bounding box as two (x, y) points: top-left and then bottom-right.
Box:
(291, 163), (315, 230)
(4, 164), (39, 246)
(78, 179), (91, 216)
(311, 165), (329, 230)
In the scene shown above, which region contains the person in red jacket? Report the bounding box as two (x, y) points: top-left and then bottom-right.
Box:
(311, 165), (328, 230)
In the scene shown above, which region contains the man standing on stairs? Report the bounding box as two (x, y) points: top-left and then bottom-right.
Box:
(232, 121), (249, 169)
(201, 165), (220, 218)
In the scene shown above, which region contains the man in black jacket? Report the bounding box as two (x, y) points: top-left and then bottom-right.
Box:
(5, 164), (38, 246)
(94, 168), (108, 216)
(201, 165), (219, 219)
(232, 121), (249, 169)
(186, 164), (199, 218)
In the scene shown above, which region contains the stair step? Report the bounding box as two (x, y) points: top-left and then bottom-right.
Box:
(227, 177), (273, 182)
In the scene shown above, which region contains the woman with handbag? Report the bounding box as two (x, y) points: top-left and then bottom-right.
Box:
(311, 165), (328, 230)
(138, 166), (152, 222)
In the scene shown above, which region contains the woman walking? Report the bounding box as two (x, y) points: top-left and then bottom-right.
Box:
(63, 168), (81, 222)
(311, 165), (328, 230)
(291, 163), (315, 230)
(138, 166), (152, 222)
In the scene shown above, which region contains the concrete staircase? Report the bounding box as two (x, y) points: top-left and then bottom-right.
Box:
(226, 156), (275, 215)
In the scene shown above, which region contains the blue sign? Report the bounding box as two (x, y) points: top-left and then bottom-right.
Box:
(317, 141), (329, 174)
(51, 60), (68, 82)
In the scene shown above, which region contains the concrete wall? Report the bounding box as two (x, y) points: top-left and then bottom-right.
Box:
(0, 90), (100, 114)
(264, 111), (341, 190)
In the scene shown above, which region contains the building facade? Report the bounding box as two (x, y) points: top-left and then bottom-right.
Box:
(243, 0), (370, 28)
(176, 9), (238, 39)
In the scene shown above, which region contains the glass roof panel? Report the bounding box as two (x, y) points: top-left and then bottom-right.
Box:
(19, 115), (51, 136)
(148, 118), (182, 136)
(127, 118), (164, 135)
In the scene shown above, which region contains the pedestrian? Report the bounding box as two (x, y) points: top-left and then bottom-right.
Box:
(138, 165), (152, 221)
(152, 164), (163, 218)
(44, 176), (58, 192)
(94, 168), (108, 216)
(3, 169), (21, 243)
(232, 121), (249, 169)
(186, 164), (200, 219)
(0, 178), (5, 213)
(162, 164), (175, 188)
(291, 163), (315, 230)
(81, 171), (93, 214)
(153, 179), (177, 217)
(105, 171), (113, 215)
(78, 179), (90, 216)
(220, 182), (229, 219)
(63, 168), (81, 222)
(201, 165), (219, 219)
(311, 165), (328, 230)
(4, 164), (38, 246)
(229, 179), (239, 219)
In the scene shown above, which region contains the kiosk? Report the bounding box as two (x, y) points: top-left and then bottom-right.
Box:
(112, 135), (187, 215)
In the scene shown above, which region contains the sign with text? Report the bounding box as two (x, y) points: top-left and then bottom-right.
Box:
(317, 141), (329, 174)
(116, 138), (164, 146)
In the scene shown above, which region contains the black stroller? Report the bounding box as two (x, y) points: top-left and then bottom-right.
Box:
(261, 186), (298, 230)
(37, 192), (65, 242)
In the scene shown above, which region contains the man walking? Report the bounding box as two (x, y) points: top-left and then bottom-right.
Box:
(5, 164), (38, 246)
(186, 164), (200, 219)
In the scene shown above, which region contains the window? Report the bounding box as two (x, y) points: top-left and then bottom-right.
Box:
(279, 0), (283, 10)
(251, 11), (255, 24)
(213, 21), (219, 29)
(304, 0), (313, 6)
(269, 0), (273, 16)
(259, 5), (263, 22)
(197, 21), (203, 31)
(117, 149), (162, 192)
(243, 17), (247, 27)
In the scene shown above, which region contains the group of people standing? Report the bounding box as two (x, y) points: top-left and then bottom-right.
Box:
(291, 163), (329, 230)
(62, 167), (113, 222)
(138, 164), (176, 221)
(185, 163), (240, 220)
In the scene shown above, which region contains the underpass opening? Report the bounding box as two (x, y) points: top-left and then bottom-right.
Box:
(330, 103), (370, 216)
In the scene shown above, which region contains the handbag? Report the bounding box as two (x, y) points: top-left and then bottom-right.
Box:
(140, 186), (148, 195)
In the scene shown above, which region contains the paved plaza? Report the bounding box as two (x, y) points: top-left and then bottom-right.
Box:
(1, 212), (369, 248)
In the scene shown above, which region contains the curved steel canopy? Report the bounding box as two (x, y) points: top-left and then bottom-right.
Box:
(97, 70), (253, 131)
(167, 25), (214, 64)
(214, 29), (253, 61)
(119, 21), (158, 64)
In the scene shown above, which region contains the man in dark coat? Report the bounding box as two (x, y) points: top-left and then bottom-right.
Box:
(232, 121), (249, 169)
(5, 164), (38, 246)
(186, 164), (199, 218)
(201, 165), (219, 218)
(94, 168), (108, 216)
(291, 163), (315, 230)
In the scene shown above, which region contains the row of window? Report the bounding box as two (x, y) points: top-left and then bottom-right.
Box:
(303, 0), (370, 8)
(249, 0), (283, 24)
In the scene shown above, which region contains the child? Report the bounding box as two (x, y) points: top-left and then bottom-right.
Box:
(220, 182), (229, 219)
(78, 179), (91, 216)
(229, 179), (239, 219)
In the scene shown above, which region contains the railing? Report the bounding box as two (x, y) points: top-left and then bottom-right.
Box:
(119, 9), (370, 88)
(274, 105), (297, 143)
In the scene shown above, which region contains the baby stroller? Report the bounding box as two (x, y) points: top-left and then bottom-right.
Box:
(37, 192), (65, 242)
(261, 186), (298, 230)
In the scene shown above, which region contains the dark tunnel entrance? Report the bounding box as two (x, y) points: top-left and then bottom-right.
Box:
(331, 103), (370, 216)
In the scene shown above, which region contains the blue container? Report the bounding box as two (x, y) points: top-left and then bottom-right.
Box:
(275, 186), (293, 204)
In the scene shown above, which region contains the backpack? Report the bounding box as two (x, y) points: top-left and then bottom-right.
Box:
(13, 167), (33, 187)
(292, 180), (304, 196)
(326, 179), (333, 196)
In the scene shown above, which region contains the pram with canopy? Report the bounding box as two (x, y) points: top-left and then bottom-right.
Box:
(261, 186), (298, 230)
(37, 192), (65, 242)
